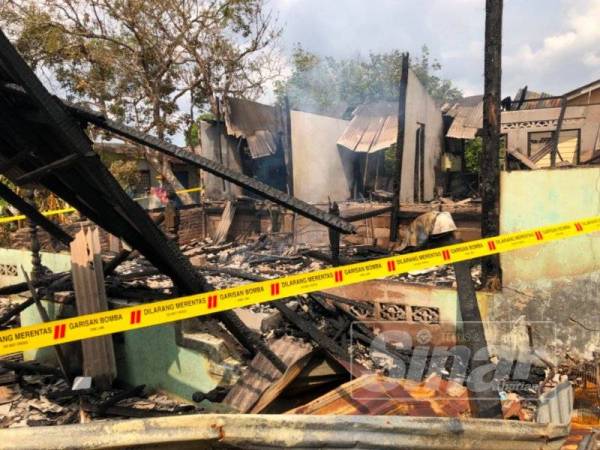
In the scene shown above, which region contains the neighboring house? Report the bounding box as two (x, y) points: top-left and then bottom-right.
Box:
(94, 140), (200, 208)
(200, 72), (446, 207)
(198, 97), (288, 200)
(335, 69), (445, 203)
(444, 78), (600, 172)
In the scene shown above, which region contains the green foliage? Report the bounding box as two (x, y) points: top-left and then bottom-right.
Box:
(464, 137), (482, 173)
(185, 122), (200, 148)
(276, 44), (463, 116)
(464, 137), (507, 173)
(4, 0), (280, 138)
(99, 151), (141, 191)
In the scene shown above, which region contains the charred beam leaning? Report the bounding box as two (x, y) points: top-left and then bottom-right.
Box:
(64, 103), (355, 235)
(550, 96), (568, 168)
(390, 53), (409, 242)
(0, 31), (284, 378)
(480, 0), (503, 284)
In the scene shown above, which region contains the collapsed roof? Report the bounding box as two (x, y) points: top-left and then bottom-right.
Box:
(223, 97), (278, 159)
(337, 101), (398, 153)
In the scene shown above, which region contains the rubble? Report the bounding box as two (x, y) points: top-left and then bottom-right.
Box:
(0, 16), (597, 449)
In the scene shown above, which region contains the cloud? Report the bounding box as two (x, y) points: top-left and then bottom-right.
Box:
(503, 0), (600, 94)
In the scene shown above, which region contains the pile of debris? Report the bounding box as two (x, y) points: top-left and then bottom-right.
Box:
(1, 230), (597, 433)
(0, 359), (197, 427)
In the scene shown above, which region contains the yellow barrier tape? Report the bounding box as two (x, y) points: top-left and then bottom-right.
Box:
(0, 186), (204, 224)
(0, 216), (598, 356)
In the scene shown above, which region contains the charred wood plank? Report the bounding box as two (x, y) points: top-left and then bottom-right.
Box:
(97, 385), (145, 415)
(390, 53), (409, 242)
(342, 206), (392, 222)
(15, 153), (83, 185)
(0, 297), (34, 327)
(550, 96), (568, 168)
(0, 360), (62, 377)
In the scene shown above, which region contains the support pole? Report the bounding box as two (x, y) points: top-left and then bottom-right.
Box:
(454, 260), (503, 418)
(328, 201), (340, 266)
(390, 53), (409, 242)
(480, 0), (503, 285)
(550, 96), (568, 168)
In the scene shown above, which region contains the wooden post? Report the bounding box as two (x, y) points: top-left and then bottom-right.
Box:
(550, 95), (568, 167)
(328, 201), (340, 266)
(480, 0), (503, 285)
(390, 53), (409, 242)
(25, 189), (43, 283)
(454, 260), (503, 418)
(71, 228), (117, 390)
(278, 96), (294, 196)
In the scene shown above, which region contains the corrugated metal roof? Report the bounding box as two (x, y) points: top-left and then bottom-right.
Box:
(514, 88), (562, 110)
(223, 336), (313, 413)
(223, 97), (278, 159)
(287, 374), (471, 417)
(337, 102), (398, 153)
(445, 95), (484, 139)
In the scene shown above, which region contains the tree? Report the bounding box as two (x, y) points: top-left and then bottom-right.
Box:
(276, 45), (462, 116)
(3, 0), (280, 200)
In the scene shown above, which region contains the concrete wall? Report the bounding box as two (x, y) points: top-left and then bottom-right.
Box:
(291, 111), (351, 203)
(0, 248), (71, 286)
(502, 104), (600, 163)
(493, 167), (600, 357)
(401, 70), (444, 203)
(116, 324), (233, 403)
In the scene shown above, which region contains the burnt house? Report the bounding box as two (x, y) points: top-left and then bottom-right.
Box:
(334, 68), (445, 203)
(199, 97), (288, 200)
(444, 78), (600, 174)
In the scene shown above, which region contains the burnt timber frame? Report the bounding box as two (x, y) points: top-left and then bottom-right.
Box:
(389, 53), (409, 242)
(67, 104), (355, 234)
(1, 82), (354, 235)
(0, 28), (286, 371)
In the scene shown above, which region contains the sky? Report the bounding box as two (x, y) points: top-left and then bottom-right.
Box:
(269, 0), (600, 98)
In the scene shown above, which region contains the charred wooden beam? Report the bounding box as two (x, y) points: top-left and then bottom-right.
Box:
(390, 53), (409, 242)
(97, 385), (145, 415)
(0, 181), (72, 245)
(15, 153), (83, 185)
(0, 34), (282, 380)
(0, 297), (35, 327)
(61, 102), (355, 234)
(480, 0), (503, 285)
(454, 259), (503, 418)
(328, 201), (340, 266)
(0, 360), (62, 377)
(342, 206), (392, 222)
(550, 96), (568, 168)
